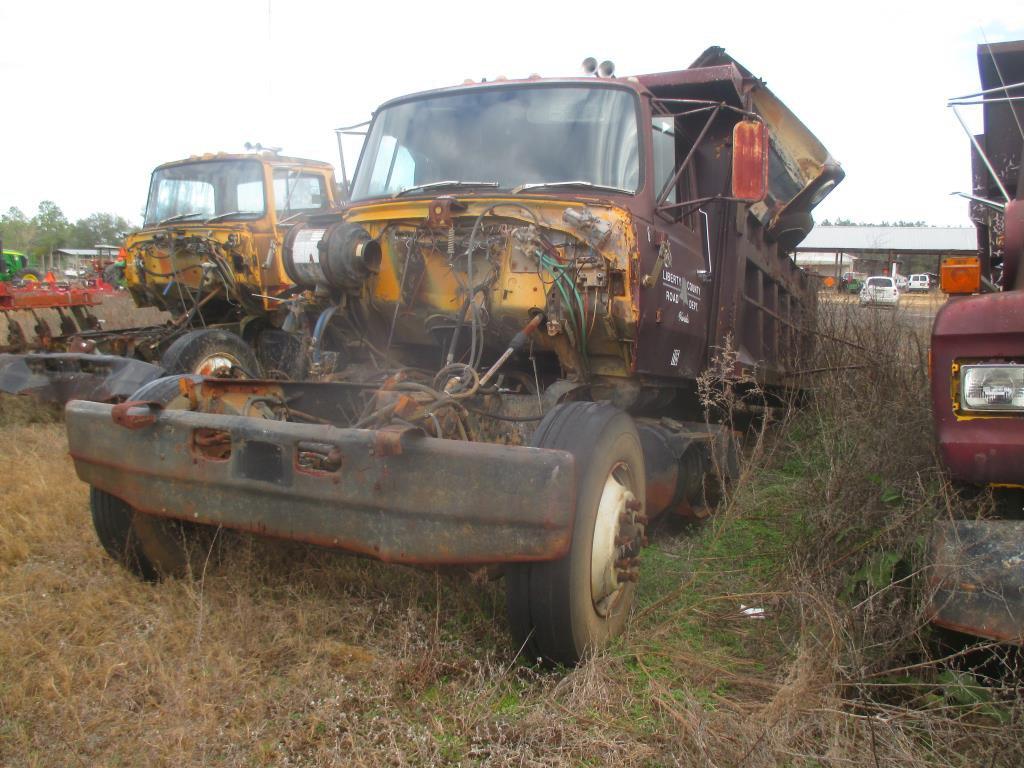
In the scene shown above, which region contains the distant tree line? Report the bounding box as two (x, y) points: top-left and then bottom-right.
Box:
(820, 218), (930, 227)
(0, 202), (134, 266)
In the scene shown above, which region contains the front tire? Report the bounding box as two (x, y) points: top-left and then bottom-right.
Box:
(160, 328), (261, 378)
(506, 402), (646, 666)
(89, 375), (221, 580)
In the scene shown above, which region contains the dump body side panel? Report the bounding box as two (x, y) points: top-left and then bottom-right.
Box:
(707, 207), (816, 382)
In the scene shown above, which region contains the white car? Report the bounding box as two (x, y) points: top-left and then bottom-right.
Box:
(860, 276), (900, 308)
(907, 273), (930, 292)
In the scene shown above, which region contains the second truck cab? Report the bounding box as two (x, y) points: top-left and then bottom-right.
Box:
(125, 151), (339, 324)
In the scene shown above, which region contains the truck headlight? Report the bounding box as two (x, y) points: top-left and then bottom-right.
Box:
(960, 364), (1024, 412)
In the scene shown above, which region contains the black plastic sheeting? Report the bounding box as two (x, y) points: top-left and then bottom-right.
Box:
(0, 353), (163, 404)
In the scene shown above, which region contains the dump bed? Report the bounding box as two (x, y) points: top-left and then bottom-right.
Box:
(637, 47), (843, 381)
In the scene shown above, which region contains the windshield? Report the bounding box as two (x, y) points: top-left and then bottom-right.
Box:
(351, 84), (640, 200)
(144, 159), (266, 226)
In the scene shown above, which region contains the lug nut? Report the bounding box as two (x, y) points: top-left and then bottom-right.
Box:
(635, 514), (649, 526)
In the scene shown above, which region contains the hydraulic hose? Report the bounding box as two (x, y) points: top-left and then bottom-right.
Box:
(311, 304), (339, 369)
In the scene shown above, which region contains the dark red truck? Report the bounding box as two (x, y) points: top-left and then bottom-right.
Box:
(930, 40), (1024, 644)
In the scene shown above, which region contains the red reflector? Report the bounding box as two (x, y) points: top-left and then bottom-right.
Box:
(732, 120), (768, 203)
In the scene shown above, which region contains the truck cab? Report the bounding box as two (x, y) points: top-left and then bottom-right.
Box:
(125, 151), (339, 324)
(929, 40), (1024, 645)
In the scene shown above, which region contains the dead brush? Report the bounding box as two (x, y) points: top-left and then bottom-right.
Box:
(652, 298), (1024, 766)
(600, 297), (1024, 767)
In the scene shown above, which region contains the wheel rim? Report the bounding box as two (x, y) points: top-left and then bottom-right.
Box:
(194, 352), (244, 377)
(591, 461), (643, 618)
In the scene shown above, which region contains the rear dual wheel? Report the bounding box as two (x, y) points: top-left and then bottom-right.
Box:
(506, 402), (646, 666)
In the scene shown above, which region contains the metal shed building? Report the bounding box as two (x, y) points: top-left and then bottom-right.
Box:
(794, 226), (977, 282)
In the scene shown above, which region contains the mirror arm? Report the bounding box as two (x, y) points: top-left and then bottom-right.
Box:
(333, 120), (371, 193)
(658, 193), (757, 217)
(334, 129), (350, 190)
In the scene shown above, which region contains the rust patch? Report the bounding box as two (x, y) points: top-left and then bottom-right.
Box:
(110, 400), (162, 430)
(374, 425), (418, 457)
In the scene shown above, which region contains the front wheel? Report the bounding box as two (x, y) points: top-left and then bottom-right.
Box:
(506, 402), (646, 666)
(160, 328), (261, 378)
(89, 375), (222, 580)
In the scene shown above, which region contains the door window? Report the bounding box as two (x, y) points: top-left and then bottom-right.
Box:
(652, 117), (677, 205)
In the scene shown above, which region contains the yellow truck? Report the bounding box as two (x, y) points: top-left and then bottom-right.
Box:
(0, 150), (340, 401)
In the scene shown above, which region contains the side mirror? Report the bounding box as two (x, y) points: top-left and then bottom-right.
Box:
(731, 120), (768, 203)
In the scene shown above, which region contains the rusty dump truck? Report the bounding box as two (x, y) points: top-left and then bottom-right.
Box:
(930, 40), (1024, 646)
(0, 151), (339, 402)
(65, 48), (842, 664)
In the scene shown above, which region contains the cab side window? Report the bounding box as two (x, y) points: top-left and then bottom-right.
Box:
(652, 117), (677, 206)
(652, 116), (699, 229)
(273, 170), (329, 215)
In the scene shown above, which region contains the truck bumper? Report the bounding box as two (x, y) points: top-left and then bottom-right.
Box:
(935, 418), (1024, 487)
(65, 401), (577, 566)
(0, 353), (162, 404)
(930, 520), (1024, 644)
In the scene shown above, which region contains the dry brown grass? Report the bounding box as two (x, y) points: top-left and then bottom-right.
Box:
(1, 297), (1021, 766)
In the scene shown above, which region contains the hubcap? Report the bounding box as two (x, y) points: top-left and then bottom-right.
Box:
(591, 461), (644, 617)
(195, 353), (243, 377)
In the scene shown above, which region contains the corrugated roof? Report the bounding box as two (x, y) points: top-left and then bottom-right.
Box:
(796, 226), (977, 253)
(794, 253), (854, 265)
(54, 248), (120, 257)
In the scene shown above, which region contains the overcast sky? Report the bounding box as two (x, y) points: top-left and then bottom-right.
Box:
(1, 1), (1022, 227)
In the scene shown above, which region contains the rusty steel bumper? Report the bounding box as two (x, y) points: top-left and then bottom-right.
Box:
(0, 353), (163, 404)
(65, 400), (577, 565)
(930, 520), (1024, 644)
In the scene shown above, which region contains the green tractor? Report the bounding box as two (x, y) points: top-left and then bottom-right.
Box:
(1, 248), (43, 282)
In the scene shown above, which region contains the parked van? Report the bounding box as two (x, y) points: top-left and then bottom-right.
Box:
(908, 274), (930, 292)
